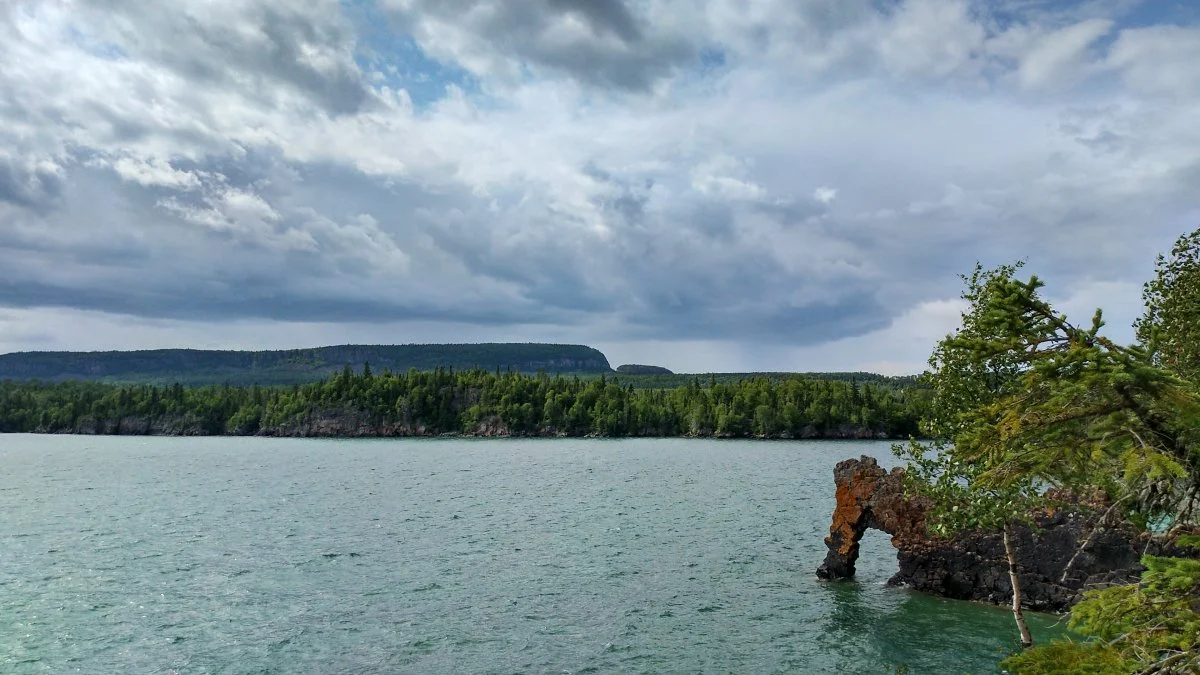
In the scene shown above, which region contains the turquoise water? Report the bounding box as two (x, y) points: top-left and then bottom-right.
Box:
(0, 436), (1065, 673)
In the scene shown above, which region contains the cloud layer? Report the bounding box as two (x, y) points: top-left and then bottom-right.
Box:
(1, 0), (1197, 372)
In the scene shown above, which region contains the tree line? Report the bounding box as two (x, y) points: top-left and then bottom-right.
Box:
(0, 368), (928, 439)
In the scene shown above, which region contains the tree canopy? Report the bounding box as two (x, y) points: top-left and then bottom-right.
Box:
(903, 226), (1200, 672)
(0, 367), (928, 440)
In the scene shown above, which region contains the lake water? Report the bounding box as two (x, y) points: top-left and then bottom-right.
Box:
(0, 436), (1065, 673)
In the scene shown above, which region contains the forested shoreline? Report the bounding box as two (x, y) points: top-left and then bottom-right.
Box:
(0, 367), (928, 439)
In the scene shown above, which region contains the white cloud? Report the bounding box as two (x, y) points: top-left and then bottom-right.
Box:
(112, 156), (202, 189)
(1048, 278), (1143, 344)
(691, 155), (767, 200)
(876, 0), (985, 79)
(1106, 25), (1200, 97)
(1013, 18), (1113, 91)
(158, 186), (318, 251)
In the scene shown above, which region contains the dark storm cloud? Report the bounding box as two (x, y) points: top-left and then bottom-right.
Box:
(386, 0), (696, 91)
(0, 158), (65, 211)
(619, 290), (892, 343)
(684, 202), (737, 241)
(0, 158), (578, 328)
(0, 276), (553, 326)
(754, 199), (828, 227)
(586, 163), (653, 227)
(79, 0), (372, 115)
(0, 150), (881, 344)
(547, 0), (643, 42)
(602, 223), (891, 343)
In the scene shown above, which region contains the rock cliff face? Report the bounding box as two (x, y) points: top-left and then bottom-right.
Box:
(68, 415), (210, 436)
(815, 455), (1183, 612)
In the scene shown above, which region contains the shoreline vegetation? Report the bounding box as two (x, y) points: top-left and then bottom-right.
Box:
(892, 225), (1200, 673)
(0, 367), (928, 439)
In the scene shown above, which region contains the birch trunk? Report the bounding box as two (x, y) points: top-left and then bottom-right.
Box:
(1003, 523), (1033, 648)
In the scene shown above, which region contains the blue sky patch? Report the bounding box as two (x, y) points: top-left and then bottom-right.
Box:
(343, 0), (481, 108)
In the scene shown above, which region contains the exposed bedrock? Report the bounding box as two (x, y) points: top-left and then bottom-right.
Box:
(815, 455), (1188, 612)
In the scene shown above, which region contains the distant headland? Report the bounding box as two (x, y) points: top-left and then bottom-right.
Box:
(0, 343), (613, 386)
(0, 342), (917, 388)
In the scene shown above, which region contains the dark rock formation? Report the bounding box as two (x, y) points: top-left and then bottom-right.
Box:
(816, 455), (1187, 612)
(69, 415), (210, 436)
(795, 424), (890, 441)
(814, 455), (931, 580)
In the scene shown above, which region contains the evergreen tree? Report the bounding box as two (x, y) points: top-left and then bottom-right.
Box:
(1137, 227), (1200, 382)
(906, 240), (1200, 672)
(895, 262), (1045, 648)
(0, 369), (927, 440)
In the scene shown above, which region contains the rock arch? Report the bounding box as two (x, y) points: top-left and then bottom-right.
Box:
(815, 455), (929, 580)
(813, 455), (1187, 612)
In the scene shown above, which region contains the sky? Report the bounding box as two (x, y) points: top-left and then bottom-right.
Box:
(1, 0), (1198, 374)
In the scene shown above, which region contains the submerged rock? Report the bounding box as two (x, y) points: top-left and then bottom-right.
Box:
(815, 455), (1186, 612)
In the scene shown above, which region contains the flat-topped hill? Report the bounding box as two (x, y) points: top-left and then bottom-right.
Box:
(0, 343), (613, 386)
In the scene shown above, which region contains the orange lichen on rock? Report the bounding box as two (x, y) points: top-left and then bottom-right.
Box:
(816, 455), (929, 579)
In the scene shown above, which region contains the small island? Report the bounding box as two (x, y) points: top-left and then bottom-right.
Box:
(615, 364), (674, 375)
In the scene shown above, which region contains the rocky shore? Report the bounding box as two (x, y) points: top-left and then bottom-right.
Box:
(51, 410), (898, 440)
(815, 455), (1190, 612)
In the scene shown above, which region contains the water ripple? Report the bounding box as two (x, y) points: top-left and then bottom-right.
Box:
(0, 436), (1066, 673)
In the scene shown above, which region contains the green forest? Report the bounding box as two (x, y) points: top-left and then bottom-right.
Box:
(585, 370), (921, 390)
(0, 369), (927, 439)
